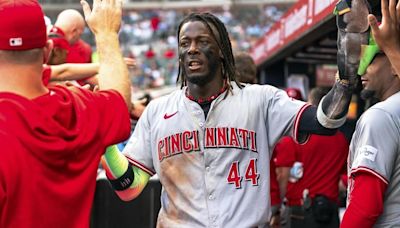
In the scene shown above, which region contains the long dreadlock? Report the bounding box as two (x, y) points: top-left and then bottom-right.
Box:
(176, 12), (242, 97)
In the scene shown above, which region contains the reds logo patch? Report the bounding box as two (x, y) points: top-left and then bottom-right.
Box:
(356, 145), (378, 162)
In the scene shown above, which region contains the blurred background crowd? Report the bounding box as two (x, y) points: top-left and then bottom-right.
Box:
(41, 0), (291, 91)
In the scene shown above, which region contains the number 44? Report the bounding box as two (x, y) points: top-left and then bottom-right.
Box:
(227, 159), (259, 188)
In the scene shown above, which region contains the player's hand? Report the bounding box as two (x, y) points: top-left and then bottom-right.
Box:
(81, 0), (123, 35)
(124, 57), (137, 68)
(270, 214), (281, 228)
(369, 0), (400, 56)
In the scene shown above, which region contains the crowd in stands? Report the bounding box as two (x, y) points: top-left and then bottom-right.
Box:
(67, 4), (289, 91)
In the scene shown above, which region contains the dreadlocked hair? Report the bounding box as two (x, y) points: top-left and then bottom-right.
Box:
(176, 12), (242, 97)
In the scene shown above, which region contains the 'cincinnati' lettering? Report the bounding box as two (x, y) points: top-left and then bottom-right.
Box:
(158, 130), (200, 161)
(205, 127), (257, 152)
(157, 127), (257, 162)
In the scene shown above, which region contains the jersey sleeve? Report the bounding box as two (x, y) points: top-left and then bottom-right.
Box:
(264, 86), (308, 148)
(60, 86), (131, 147)
(350, 108), (399, 183)
(122, 104), (156, 176)
(88, 89), (131, 147)
(273, 136), (297, 167)
(341, 171), (387, 228)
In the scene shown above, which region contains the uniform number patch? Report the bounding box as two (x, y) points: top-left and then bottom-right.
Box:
(227, 159), (259, 188)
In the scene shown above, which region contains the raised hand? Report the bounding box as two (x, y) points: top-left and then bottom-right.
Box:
(81, 0), (123, 35)
(124, 57), (137, 68)
(80, 0), (132, 110)
(369, 0), (400, 56)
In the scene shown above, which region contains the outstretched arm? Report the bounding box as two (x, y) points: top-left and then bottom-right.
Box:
(50, 58), (136, 83)
(49, 63), (99, 82)
(101, 145), (150, 201)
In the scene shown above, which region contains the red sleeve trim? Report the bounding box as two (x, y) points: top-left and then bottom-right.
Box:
(350, 166), (388, 185)
(293, 103), (311, 143)
(125, 155), (156, 176)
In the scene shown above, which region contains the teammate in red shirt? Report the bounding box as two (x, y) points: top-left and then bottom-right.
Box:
(53, 9), (94, 86)
(274, 87), (349, 228)
(0, 1), (131, 227)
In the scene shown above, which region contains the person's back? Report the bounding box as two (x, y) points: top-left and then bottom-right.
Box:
(0, 1), (132, 227)
(274, 87), (348, 228)
(0, 87), (129, 227)
(287, 88), (348, 205)
(285, 132), (348, 204)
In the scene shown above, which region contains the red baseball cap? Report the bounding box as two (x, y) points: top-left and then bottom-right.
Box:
(285, 88), (303, 101)
(48, 27), (69, 51)
(0, 0), (47, 51)
(48, 26), (66, 37)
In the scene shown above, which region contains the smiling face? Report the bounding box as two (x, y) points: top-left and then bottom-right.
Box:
(360, 54), (393, 100)
(178, 20), (222, 87)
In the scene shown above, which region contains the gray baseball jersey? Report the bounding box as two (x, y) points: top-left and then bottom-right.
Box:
(123, 83), (306, 227)
(348, 91), (400, 227)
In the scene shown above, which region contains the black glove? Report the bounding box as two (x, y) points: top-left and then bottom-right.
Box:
(335, 0), (371, 87)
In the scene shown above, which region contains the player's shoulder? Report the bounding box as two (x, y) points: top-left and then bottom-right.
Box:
(145, 89), (182, 110)
(358, 103), (399, 133)
(370, 92), (400, 118)
(236, 83), (281, 97)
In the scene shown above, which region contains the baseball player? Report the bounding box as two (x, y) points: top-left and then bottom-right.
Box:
(341, 1), (400, 226)
(102, 9), (362, 227)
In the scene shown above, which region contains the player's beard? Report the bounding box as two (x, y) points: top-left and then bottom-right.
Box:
(360, 89), (376, 100)
(185, 51), (220, 86)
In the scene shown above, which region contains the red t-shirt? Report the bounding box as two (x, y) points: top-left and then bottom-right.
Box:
(273, 136), (297, 167)
(270, 149), (281, 206)
(271, 136), (297, 205)
(0, 86), (130, 228)
(66, 39), (92, 64)
(275, 132), (348, 205)
(66, 39), (93, 86)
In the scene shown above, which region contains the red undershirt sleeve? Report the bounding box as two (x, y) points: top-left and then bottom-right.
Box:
(341, 171), (387, 228)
